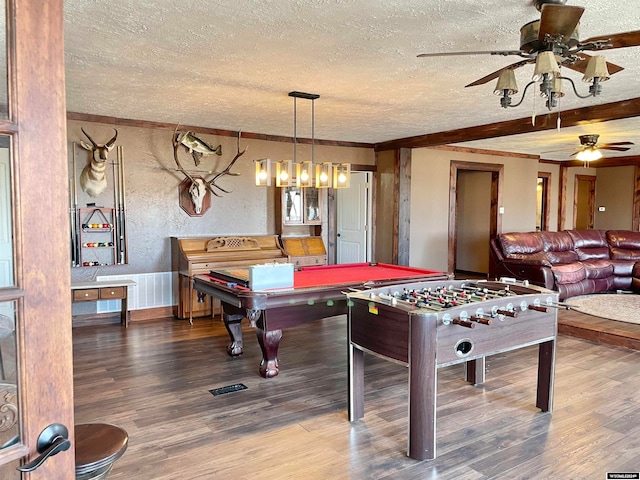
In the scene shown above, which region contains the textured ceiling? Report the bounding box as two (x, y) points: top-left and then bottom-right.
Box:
(63, 0), (640, 160)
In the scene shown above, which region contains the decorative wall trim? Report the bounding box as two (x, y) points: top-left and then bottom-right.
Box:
(96, 272), (176, 313)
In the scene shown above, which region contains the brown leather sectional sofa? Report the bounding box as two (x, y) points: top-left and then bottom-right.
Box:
(489, 229), (640, 300)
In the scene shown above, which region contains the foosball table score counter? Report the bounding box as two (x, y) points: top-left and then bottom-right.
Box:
(347, 279), (559, 461)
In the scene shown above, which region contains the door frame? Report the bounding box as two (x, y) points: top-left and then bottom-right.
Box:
(448, 161), (503, 274)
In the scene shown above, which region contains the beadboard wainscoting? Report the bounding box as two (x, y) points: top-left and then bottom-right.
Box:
(96, 272), (176, 313)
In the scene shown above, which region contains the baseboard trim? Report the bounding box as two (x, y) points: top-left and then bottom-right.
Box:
(131, 306), (174, 322)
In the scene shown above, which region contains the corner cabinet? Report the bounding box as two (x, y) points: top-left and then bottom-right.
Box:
(277, 186), (324, 236)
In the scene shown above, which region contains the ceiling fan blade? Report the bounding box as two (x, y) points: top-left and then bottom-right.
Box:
(538, 4), (584, 44)
(581, 30), (640, 49)
(561, 53), (625, 75)
(599, 142), (634, 147)
(465, 59), (534, 87)
(599, 146), (632, 152)
(417, 50), (524, 58)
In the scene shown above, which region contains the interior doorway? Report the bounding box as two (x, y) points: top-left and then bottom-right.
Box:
(537, 172), (551, 231)
(448, 161), (503, 276)
(574, 174), (596, 229)
(336, 171), (372, 263)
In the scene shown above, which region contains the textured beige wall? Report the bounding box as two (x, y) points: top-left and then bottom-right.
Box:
(68, 120), (374, 282)
(409, 148), (539, 272)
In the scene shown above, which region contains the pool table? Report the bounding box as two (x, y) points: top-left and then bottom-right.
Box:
(193, 262), (448, 378)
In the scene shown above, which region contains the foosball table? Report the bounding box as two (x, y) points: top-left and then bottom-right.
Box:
(347, 279), (559, 461)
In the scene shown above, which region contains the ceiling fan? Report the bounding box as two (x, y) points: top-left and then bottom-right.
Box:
(543, 134), (635, 161)
(417, 0), (640, 91)
(571, 134), (634, 161)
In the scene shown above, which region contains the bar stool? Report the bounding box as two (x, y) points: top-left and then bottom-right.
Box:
(75, 423), (128, 480)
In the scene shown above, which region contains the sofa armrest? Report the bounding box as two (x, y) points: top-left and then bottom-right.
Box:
(491, 260), (556, 290)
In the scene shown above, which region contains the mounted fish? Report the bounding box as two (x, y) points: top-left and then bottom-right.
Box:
(176, 129), (222, 166)
(172, 126), (247, 216)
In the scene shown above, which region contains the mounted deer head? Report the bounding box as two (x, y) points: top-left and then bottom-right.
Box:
(79, 128), (118, 197)
(172, 127), (247, 216)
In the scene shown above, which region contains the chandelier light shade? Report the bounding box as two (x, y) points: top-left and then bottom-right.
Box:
(494, 69), (518, 96)
(333, 163), (351, 189)
(551, 75), (565, 97)
(296, 160), (313, 188)
(315, 162), (332, 188)
(255, 158), (272, 186)
(532, 51), (560, 80)
(583, 55), (610, 83)
(275, 159), (293, 187)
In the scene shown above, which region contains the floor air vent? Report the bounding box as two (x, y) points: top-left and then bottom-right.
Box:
(209, 383), (248, 396)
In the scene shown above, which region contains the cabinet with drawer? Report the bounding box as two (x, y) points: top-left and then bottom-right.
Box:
(71, 281), (135, 327)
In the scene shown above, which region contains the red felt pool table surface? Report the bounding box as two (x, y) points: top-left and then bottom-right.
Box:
(293, 263), (444, 289)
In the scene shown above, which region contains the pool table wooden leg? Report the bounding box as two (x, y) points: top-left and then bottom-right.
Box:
(223, 312), (245, 357)
(257, 328), (282, 378)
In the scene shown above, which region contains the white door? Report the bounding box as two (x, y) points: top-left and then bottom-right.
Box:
(337, 172), (371, 263)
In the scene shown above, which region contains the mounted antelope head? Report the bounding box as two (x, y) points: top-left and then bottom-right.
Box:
(172, 127), (247, 216)
(79, 128), (118, 197)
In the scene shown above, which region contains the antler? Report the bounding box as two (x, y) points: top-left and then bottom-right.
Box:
(81, 127), (97, 148)
(205, 131), (247, 197)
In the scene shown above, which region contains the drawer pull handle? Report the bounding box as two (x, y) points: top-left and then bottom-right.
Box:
(110, 291), (115, 295)
(84, 293), (89, 297)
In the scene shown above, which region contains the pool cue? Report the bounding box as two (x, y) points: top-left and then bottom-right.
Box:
(117, 146), (127, 264)
(72, 143), (80, 266)
(111, 148), (119, 264)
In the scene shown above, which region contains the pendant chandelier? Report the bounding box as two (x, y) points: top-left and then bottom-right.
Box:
(255, 91), (350, 189)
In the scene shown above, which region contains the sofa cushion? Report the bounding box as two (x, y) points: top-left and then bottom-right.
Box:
(545, 250), (579, 264)
(567, 229), (607, 248)
(609, 260), (636, 276)
(567, 230), (609, 260)
(551, 262), (586, 285)
(581, 259), (614, 279)
(536, 231), (577, 264)
(606, 230), (640, 260)
(499, 232), (543, 256)
(540, 231), (574, 252)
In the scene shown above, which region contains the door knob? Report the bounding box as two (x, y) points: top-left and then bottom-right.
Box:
(17, 423), (71, 472)
(337, 233), (341, 237)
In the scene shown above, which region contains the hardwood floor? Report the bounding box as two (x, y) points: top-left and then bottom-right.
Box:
(73, 311), (640, 479)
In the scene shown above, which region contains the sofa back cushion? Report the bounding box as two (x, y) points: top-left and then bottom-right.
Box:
(567, 229), (609, 260)
(497, 232), (550, 265)
(498, 232), (543, 256)
(539, 231), (578, 264)
(606, 230), (640, 260)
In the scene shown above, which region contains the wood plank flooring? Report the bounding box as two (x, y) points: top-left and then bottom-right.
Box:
(72, 311), (640, 480)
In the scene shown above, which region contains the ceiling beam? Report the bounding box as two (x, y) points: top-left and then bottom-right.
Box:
(374, 97), (640, 152)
